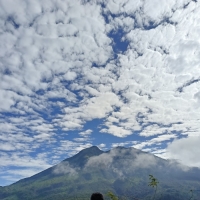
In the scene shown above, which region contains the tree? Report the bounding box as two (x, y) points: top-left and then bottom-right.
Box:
(148, 175), (159, 200)
(107, 191), (118, 200)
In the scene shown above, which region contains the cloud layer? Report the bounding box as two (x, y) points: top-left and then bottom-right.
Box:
(1, 0), (200, 185)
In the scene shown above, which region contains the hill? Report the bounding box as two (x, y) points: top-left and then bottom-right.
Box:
(0, 146), (200, 200)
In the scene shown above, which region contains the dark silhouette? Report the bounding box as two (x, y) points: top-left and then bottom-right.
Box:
(90, 192), (104, 200)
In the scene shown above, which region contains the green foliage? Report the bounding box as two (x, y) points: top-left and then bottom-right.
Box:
(148, 175), (159, 188)
(148, 175), (159, 200)
(107, 191), (118, 200)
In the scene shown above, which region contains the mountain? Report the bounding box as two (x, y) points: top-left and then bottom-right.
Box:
(64, 145), (104, 167)
(1, 146), (200, 200)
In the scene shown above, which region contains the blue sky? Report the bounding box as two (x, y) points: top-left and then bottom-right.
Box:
(1, 0), (200, 186)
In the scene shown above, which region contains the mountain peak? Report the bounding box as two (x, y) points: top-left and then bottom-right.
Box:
(64, 146), (103, 167)
(73, 145), (103, 156)
(84, 145), (101, 151)
(74, 145), (103, 157)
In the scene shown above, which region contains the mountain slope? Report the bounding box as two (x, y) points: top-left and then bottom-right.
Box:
(1, 146), (200, 200)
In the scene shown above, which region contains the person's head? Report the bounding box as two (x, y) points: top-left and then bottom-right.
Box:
(90, 192), (104, 200)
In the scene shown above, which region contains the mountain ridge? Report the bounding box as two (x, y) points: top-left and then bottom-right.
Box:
(1, 146), (200, 200)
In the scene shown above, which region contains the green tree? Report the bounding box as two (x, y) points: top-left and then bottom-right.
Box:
(148, 175), (159, 200)
(107, 191), (118, 200)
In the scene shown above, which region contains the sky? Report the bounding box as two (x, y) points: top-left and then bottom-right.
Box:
(0, 0), (200, 186)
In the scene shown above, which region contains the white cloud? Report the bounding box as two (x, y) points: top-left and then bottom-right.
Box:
(63, 71), (77, 81)
(53, 162), (78, 175)
(85, 147), (157, 177)
(98, 143), (106, 149)
(133, 134), (177, 150)
(101, 125), (132, 137)
(0, 152), (51, 168)
(165, 136), (200, 168)
(54, 140), (93, 157)
(3, 168), (44, 179)
(79, 129), (93, 137)
(73, 137), (90, 142)
(1, 0), (200, 185)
